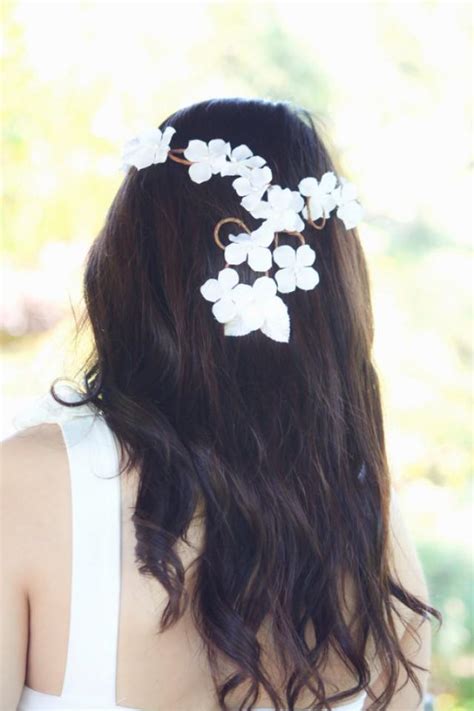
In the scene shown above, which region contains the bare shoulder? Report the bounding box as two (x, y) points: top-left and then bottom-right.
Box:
(2, 420), (66, 452)
(0, 422), (70, 589)
(0, 423), (70, 704)
(1, 421), (69, 509)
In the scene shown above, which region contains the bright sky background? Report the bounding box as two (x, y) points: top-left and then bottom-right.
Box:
(12, 0), (472, 242)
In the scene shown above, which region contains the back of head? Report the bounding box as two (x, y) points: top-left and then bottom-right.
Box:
(53, 97), (438, 710)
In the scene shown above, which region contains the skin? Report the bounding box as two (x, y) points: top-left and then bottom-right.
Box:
(0, 423), (432, 711)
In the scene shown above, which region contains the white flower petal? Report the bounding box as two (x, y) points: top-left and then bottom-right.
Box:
(247, 155), (266, 169)
(248, 246), (272, 272)
(123, 145), (155, 170)
(294, 213), (305, 232)
(229, 232), (252, 244)
(122, 135), (140, 151)
(252, 223), (275, 248)
(208, 139), (230, 159)
(220, 146), (266, 177)
(298, 177), (318, 197)
(232, 144), (253, 161)
(200, 278), (221, 302)
(155, 147), (171, 164)
(225, 242), (248, 265)
(262, 293), (287, 318)
(212, 297), (237, 323)
(211, 154), (229, 174)
(332, 185), (342, 206)
(319, 171), (337, 193)
(251, 166), (272, 188)
(260, 297), (290, 343)
(121, 135), (140, 157)
(321, 194), (337, 216)
(217, 267), (239, 291)
(337, 201), (364, 229)
(241, 191), (266, 211)
(140, 127), (163, 142)
(224, 313), (256, 337)
(275, 267), (297, 293)
(253, 275), (277, 299)
(219, 161), (241, 177)
(270, 215), (288, 232)
(290, 191), (305, 213)
(240, 301), (265, 330)
(232, 176), (252, 197)
(273, 245), (296, 268)
(260, 219), (275, 234)
(296, 244), (316, 267)
(296, 267), (320, 290)
(161, 126), (176, 147)
(248, 200), (272, 220)
(184, 139), (209, 162)
(268, 186), (290, 210)
(307, 197), (323, 221)
(280, 209), (295, 231)
(231, 283), (254, 308)
(340, 180), (358, 203)
(122, 133), (165, 169)
(124, 128), (161, 153)
(188, 161), (212, 183)
(121, 127), (177, 170)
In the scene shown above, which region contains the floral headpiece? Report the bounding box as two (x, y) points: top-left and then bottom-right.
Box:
(120, 126), (364, 343)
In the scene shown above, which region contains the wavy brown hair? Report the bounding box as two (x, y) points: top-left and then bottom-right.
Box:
(51, 97), (441, 710)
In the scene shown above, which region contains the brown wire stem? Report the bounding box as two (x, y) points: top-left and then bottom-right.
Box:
(305, 197), (326, 230)
(213, 217), (252, 250)
(168, 150), (193, 166)
(308, 216), (327, 230)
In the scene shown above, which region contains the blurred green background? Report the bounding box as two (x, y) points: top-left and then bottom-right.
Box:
(1, 1), (472, 708)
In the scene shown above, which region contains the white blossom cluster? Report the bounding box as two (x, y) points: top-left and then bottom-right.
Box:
(121, 127), (364, 343)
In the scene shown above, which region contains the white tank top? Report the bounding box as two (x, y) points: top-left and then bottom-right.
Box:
(13, 385), (367, 711)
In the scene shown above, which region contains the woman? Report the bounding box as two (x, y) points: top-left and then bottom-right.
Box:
(1, 97), (441, 710)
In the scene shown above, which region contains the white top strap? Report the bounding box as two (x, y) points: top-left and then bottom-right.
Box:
(12, 385), (122, 706)
(59, 409), (122, 705)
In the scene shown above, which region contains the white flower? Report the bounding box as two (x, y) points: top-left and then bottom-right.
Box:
(121, 126), (176, 171)
(248, 185), (305, 232)
(273, 244), (320, 293)
(224, 223), (275, 272)
(200, 267), (241, 323)
(232, 166), (273, 211)
(298, 172), (338, 221)
(332, 177), (364, 229)
(224, 276), (290, 343)
(219, 144), (266, 177)
(184, 139), (231, 184)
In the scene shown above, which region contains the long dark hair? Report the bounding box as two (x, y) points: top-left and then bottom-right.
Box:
(51, 97), (441, 710)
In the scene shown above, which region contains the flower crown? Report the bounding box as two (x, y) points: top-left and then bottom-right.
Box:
(120, 126), (364, 343)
